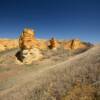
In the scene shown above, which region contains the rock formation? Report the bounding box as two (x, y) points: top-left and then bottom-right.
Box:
(19, 28), (40, 49)
(16, 28), (43, 64)
(0, 39), (18, 52)
(64, 39), (90, 50)
(37, 39), (48, 50)
(0, 44), (6, 52)
(48, 37), (59, 50)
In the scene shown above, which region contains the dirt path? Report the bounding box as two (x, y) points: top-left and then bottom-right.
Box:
(0, 48), (70, 92)
(0, 46), (99, 100)
(0, 60), (69, 96)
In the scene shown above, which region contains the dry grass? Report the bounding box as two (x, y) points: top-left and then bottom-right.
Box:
(63, 83), (97, 100)
(0, 45), (100, 100)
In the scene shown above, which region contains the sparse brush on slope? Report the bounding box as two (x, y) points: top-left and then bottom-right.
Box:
(63, 83), (97, 100)
(0, 45), (100, 100)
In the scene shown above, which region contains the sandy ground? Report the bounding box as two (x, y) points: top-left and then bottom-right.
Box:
(0, 47), (99, 100)
(0, 48), (70, 92)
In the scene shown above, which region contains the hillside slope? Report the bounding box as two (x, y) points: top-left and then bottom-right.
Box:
(0, 45), (100, 100)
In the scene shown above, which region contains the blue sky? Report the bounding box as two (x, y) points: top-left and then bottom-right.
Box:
(0, 0), (100, 43)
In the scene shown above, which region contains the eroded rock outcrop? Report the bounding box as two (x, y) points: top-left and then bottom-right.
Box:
(64, 39), (91, 50)
(48, 37), (59, 50)
(19, 28), (40, 49)
(16, 28), (43, 64)
(0, 44), (5, 52)
(0, 39), (18, 52)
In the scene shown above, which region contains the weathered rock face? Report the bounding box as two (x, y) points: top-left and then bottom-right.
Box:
(0, 39), (18, 52)
(16, 48), (43, 64)
(64, 39), (88, 50)
(48, 37), (59, 50)
(37, 39), (48, 50)
(16, 28), (43, 64)
(0, 44), (5, 52)
(19, 28), (40, 50)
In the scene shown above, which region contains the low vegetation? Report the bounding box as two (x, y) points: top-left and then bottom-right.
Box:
(63, 83), (97, 100)
(0, 45), (99, 100)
